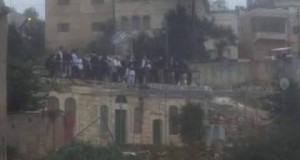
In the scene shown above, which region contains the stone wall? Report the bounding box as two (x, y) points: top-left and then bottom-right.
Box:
(3, 113), (64, 159)
(190, 59), (300, 88)
(48, 85), (202, 146)
(46, 83), (268, 148)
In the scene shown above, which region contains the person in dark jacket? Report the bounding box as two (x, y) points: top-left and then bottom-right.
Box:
(90, 53), (99, 80)
(63, 50), (72, 78)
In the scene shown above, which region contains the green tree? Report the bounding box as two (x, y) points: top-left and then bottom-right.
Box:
(224, 124), (300, 160)
(178, 103), (205, 145)
(262, 83), (300, 123)
(224, 83), (300, 160)
(7, 25), (43, 112)
(165, 5), (196, 60)
(23, 7), (45, 64)
(85, 20), (115, 55)
(132, 31), (166, 59)
(165, 5), (236, 61)
(23, 7), (39, 20)
(45, 141), (122, 160)
(211, 26), (236, 59)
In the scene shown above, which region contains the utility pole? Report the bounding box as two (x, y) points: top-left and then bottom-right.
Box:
(296, 7), (300, 57)
(112, 0), (116, 55)
(191, 0), (197, 59)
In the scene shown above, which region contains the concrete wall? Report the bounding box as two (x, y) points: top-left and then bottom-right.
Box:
(4, 113), (64, 159)
(190, 59), (300, 87)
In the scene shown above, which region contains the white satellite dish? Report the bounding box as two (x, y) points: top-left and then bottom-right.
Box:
(280, 77), (290, 91)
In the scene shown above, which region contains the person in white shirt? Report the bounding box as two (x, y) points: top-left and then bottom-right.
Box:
(144, 60), (152, 84)
(71, 52), (79, 78)
(55, 46), (64, 76)
(77, 57), (83, 78)
(115, 58), (122, 82)
(125, 66), (135, 87)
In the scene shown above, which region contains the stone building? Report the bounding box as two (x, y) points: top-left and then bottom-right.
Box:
(239, 8), (290, 60)
(47, 84), (195, 145)
(43, 80), (269, 147)
(239, 0), (300, 60)
(45, 0), (208, 50)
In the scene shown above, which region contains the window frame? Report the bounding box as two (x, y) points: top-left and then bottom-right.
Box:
(57, 23), (70, 33)
(91, 0), (104, 5)
(57, 0), (70, 5)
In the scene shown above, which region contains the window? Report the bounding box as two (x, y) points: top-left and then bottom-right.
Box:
(142, 15), (151, 30)
(48, 96), (59, 111)
(251, 17), (286, 33)
(91, 0), (104, 4)
(91, 22), (102, 32)
(100, 105), (109, 135)
(57, 23), (70, 32)
(132, 16), (141, 30)
(169, 106), (178, 135)
(134, 107), (143, 133)
(121, 16), (129, 30)
(58, 0), (70, 5)
(115, 95), (127, 103)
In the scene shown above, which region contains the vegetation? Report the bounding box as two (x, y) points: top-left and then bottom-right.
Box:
(131, 5), (235, 61)
(224, 83), (300, 160)
(85, 20), (115, 55)
(44, 141), (122, 160)
(132, 31), (166, 59)
(7, 8), (45, 112)
(224, 124), (300, 160)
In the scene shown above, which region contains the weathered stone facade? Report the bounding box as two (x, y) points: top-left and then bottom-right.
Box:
(4, 113), (65, 159)
(45, 79), (271, 147)
(45, 0), (208, 50)
(48, 84), (198, 146)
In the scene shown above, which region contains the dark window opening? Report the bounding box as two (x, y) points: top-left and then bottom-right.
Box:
(57, 23), (70, 32)
(115, 95), (127, 103)
(58, 0), (70, 5)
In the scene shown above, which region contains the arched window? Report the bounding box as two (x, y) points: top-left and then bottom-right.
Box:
(48, 96), (59, 111)
(169, 106), (178, 135)
(121, 16), (129, 30)
(142, 15), (151, 30)
(100, 105), (109, 135)
(115, 95), (127, 103)
(132, 16), (141, 30)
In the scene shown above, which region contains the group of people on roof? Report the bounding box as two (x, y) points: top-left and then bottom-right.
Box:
(46, 46), (193, 86)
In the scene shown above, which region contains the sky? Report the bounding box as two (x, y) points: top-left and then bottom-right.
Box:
(4, 0), (246, 19)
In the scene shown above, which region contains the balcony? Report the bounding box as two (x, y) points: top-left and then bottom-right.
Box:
(255, 31), (288, 41)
